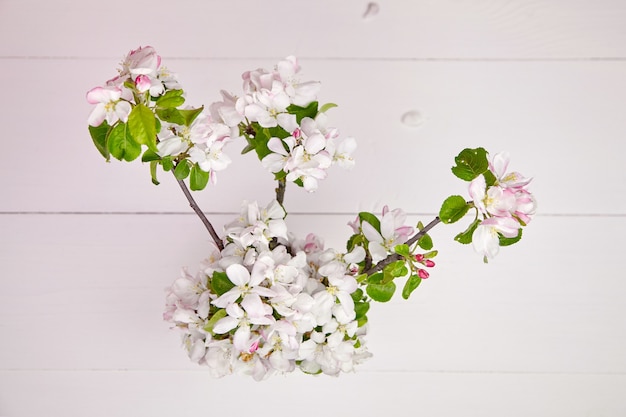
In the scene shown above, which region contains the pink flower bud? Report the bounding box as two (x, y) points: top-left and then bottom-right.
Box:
(424, 260), (435, 268)
(418, 269), (430, 279)
(414, 254), (424, 262)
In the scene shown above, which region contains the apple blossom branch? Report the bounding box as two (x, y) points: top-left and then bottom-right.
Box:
(173, 172), (224, 251)
(363, 216), (441, 275)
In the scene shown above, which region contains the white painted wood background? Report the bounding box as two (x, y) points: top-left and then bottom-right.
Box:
(1, 0), (626, 415)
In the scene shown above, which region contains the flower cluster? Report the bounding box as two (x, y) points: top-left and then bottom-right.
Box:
(209, 56), (356, 192)
(164, 200), (372, 380)
(468, 152), (537, 260)
(86, 46), (233, 186)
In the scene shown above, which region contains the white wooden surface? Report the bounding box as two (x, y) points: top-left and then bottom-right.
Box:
(1, 1), (626, 416)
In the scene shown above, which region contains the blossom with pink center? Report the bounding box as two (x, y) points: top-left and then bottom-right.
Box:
(362, 206), (415, 263)
(86, 86), (131, 126)
(472, 216), (521, 260)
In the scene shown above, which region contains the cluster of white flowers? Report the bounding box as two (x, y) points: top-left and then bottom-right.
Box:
(164, 200), (372, 380)
(469, 152), (537, 259)
(87, 46), (234, 182)
(209, 56), (357, 191)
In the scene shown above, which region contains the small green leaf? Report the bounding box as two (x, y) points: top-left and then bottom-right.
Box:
(287, 101), (319, 123)
(150, 161), (160, 185)
(423, 250), (438, 259)
(354, 300), (370, 320)
(358, 212), (381, 233)
(454, 218), (481, 244)
(499, 228), (523, 246)
(128, 104), (157, 151)
(451, 147), (489, 181)
(402, 274), (422, 300)
(190, 164), (210, 191)
(161, 157), (174, 172)
(141, 149), (161, 162)
(350, 288), (364, 302)
(179, 106), (204, 127)
(383, 260), (408, 283)
(88, 122), (112, 161)
(394, 244), (410, 257)
(366, 279), (396, 303)
(210, 271), (235, 296)
(174, 160), (191, 180)
(484, 170), (497, 187)
(204, 309), (227, 334)
(439, 195), (470, 224)
(319, 102), (338, 113)
(107, 122), (141, 162)
(417, 233), (433, 250)
(156, 108), (185, 125)
(155, 89), (185, 109)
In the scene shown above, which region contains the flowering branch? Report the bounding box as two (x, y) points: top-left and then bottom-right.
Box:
(364, 216), (441, 276)
(173, 172), (224, 251)
(86, 47), (537, 380)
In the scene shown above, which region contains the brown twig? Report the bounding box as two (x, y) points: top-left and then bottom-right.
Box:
(276, 178), (287, 205)
(173, 172), (224, 251)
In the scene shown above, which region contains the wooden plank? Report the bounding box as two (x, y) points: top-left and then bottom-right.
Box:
(2, 0), (626, 59)
(1, 214), (625, 373)
(1, 370), (625, 417)
(1, 58), (625, 214)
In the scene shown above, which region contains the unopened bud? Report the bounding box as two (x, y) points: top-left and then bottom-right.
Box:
(418, 269), (430, 279)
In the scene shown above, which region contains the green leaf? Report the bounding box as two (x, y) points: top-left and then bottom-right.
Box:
(287, 101), (319, 123)
(210, 271), (235, 296)
(204, 309), (227, 334)
(499, 228), (523, 247)
(107, 122), (141, 162)
(454, 218), (481, 244)
(366, 276), (396, 303)
(439, 195), (471, 224)
(88, 122), (112, 161)
(141, 149), (161, 162)
(417, 234), (433, 250)
(128, 104), (157, 151)
(402, 274), (422, 300)
(350, 288), (364, 302)
(156, 108), (185, 125)
(190, 164), (210, 191)
(179, 106), (204, 127)
(484, 170), (497, 187)
(451, 147), (489, 181)
(358, 212), (381, 233)
(383, 260), (408, 283)
(423, 250), (438, 259)
(161, 157), (174, 172)
(174, 160), (191, 180)
(354, 301), (370, 320)
(150, 161), (160, 185)
(319, 102), (338, 113)
(155, 89), (185, 109)
(394, 244), (410, 257)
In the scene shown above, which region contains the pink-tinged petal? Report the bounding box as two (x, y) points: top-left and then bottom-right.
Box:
(86, 86), (120, 104)
(226, 263), (250, 286)
(276, 113), (298, 133)
(233, 325), (251, 352)
(241, 293), (269, 319)
(472, 224), (500, 259)
(212, 287), (242, 308)
(212, 316), (239, 334)
(114, 101), (132, 123)
(361, 221), (382, 243)
(469, 175), (487, 213)
(267, 137), (289, 155)
(135, 75), (152, 92)
(304, 133), (326, 155)
(380, 212), (396, 240)
(489, 151), (510, 179)
(87, 105), (106, 127)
